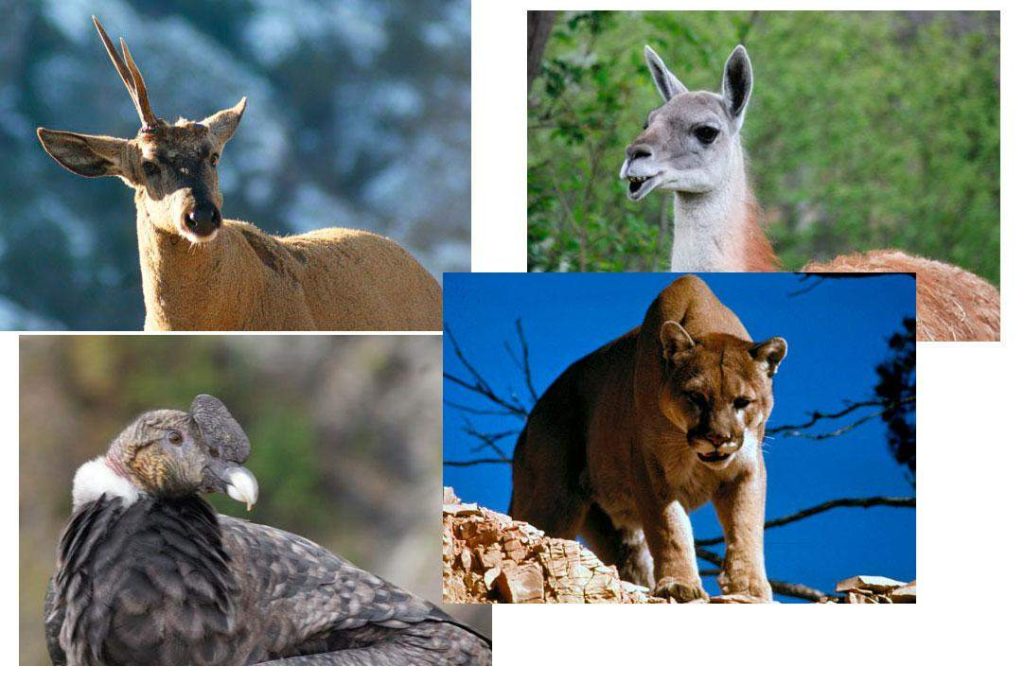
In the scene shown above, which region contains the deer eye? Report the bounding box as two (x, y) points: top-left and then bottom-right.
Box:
(167, 430), (183, 445)
(210, 153), (220, 167)
(694, 125), (719, 145)
(734, 397), (752, 410)
(142, 160), (160, 177)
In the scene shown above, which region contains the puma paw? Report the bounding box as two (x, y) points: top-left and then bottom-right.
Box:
(720, 573), (773, 602)
(653, 576), (709, 603)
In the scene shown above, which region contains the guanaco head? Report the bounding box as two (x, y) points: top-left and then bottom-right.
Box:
(36, 16), (246, 244)
(620, 45), (753, 201)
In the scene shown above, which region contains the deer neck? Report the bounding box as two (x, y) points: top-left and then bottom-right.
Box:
(670, 147), (777, 272)
(134, 195), (254, 330)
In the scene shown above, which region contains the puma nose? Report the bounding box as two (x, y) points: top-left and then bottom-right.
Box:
(706, 433), (729, 448)
(626, 143), (653, 161)
(183, 205), (222, 237)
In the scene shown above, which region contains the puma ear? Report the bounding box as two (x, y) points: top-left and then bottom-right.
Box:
(201, 97), (246, 147)
(644, 45), (687, 102)
(37, 128), (131, 179)
(660, 321), (696, 364)
(750, 336), (787, 378)
(721, 44), (753, 129)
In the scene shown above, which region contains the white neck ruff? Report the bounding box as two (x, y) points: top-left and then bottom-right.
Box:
(72, 457), (141, 510)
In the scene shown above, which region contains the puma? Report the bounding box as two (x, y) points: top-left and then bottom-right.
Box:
(510, 275), (786, 602)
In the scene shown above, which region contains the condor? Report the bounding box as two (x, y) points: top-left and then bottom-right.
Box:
(44, 395), (490, 665)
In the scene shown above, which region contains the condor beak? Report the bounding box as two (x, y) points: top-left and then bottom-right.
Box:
(223, 465), (259, 511)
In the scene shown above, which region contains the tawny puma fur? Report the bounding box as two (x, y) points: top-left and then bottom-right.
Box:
(510, 275), (786, 602)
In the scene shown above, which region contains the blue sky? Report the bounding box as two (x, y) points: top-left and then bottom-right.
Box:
(443, 273), (916, 601)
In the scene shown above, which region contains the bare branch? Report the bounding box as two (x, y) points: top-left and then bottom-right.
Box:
(695, 496), (916, 546)
(767, 395), (914, 436)
(444, 457), (513, 468)
(516, 319), (540, 403)
(443, 324), (529, 419)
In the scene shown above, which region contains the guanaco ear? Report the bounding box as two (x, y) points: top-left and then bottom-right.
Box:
(721, 45), (753, 129)
(37, 128), (130, 178)
(750, 336), (787, 378)
(660, 321), (697, 365)
(644, 45), (687, 102)
(202, 97), (246, 147)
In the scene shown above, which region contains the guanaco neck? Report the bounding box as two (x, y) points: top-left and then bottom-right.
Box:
(134, 193), (257, 330)
(670, 144), (779, 272)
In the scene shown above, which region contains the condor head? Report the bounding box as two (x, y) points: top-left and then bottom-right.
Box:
(73, 394), (258, 511)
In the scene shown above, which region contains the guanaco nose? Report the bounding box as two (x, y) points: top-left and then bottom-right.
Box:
(183, 204), (222, 237)
(626, 143), (653, 161)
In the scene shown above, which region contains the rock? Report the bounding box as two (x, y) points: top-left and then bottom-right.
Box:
(890, 581), (917, 603)
(496, 563), (544, 603)
(442, 487), (669, 603)
(835, 575), (907, 593)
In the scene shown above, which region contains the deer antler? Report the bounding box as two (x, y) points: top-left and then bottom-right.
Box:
(92, 16), (160, 131)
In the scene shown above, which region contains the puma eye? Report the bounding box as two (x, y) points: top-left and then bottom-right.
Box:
(167, 430), (183, 445)
(142, 160), (160, 177)
(734, 397), (753, 409)
(685, 392), (706, 408)
(210, 153), (220, 167)
(694, 125), (719, 145)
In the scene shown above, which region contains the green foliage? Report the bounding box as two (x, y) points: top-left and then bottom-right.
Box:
(528, 11), (1000, 283)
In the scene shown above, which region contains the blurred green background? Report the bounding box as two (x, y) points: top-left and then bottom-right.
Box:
(527, 11), (999, 281)
(19, 335), (488, 665)
(0, 0), (469, 329)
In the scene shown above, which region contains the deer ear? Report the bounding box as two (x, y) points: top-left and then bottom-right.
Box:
(644, 45), (687, 102)
(750, 336), (787, 378)
(202, 97), (246, 147)
(660, 321), (697, 365)
(721, 45), (753, 129)
(37, 128), (130, 179)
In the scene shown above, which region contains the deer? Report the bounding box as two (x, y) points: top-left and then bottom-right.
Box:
(620, 44), (1000, 342)
(36, 17), (441, 332)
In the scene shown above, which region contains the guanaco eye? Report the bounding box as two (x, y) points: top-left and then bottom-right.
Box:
(734, 397), (752, 409)
(694, 125), (719, 145)
(142, 160), (160, 177)
(210, 153), (220, 167)
(168, 430), (183, 445)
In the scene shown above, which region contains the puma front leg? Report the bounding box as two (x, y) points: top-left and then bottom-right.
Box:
(712, 462), (772, 601)
(633, 459), (707, 602)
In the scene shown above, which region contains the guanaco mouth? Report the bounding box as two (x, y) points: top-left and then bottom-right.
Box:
(627, 175), (651, 193)
(624, 172), (661, 201)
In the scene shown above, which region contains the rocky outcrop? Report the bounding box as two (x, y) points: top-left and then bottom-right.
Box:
(443, 488), (917, 605)
(442, 488), (661, 604)
(830, 576), (917, 604)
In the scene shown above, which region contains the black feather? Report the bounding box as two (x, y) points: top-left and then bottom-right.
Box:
(46, 494), (491, 665)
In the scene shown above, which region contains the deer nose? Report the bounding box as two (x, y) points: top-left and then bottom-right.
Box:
(183, 205), (222, 237)
(626, 143), (653, 161)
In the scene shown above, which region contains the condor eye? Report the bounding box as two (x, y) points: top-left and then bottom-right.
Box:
(210, 153), (220, 167)
(142, 160), (160, 177)
(734, 397), (752, 409)
(694, 125), (719, 145)
(167, 430), (183, 445)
